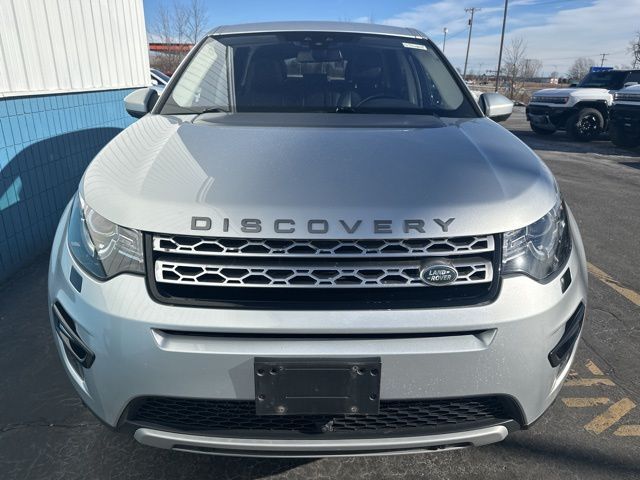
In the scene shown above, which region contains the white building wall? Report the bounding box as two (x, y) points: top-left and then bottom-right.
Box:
(0, 0), (150, 98)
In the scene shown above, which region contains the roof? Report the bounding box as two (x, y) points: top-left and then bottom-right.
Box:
(210, 21), (426, 39)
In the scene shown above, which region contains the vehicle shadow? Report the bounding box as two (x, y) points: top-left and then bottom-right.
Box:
(2, 244), (639, 480)
(495, 434), (640, 478)
(510, 129), (640, 158)
(0, 254), (313, 480)
(0, 127), (124, 281)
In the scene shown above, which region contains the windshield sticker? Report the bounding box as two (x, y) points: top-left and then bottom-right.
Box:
(403, 43), (428, 50)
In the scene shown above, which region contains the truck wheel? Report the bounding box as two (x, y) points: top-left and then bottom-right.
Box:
(609, 124), (640, 148)
(566, 108), (604, 142)
(530, 124), (556, 135)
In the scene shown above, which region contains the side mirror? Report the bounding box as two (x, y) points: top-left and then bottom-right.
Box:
(124, 87), (159, 118)
(480, 92), (514, 123)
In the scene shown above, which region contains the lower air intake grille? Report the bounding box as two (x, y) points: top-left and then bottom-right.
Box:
(127, 396), (520, 438)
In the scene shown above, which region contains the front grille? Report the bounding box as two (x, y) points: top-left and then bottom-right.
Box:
(155, 257), (492, 288)
(527, 105), (553, 115)
(153, 235), (494, 257)
(611, 106), (640, 123)
(127, 396), (519, 438)
(146, 233), (501, 309)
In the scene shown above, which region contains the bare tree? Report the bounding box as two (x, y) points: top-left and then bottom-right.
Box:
(150, 0), (209, 74)
(501, 36), (543, 102)
(629, 31), (640, 69)
(187, 0), (209, 43)
(568, 57), (595, 82)
(502, 36), (527, 99)
(173, 1), (190, 44)
(522, 58), (543, 80)
(155, 4), (170, 45)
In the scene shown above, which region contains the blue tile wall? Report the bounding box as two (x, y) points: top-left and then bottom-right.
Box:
(0, 88), (137, 283)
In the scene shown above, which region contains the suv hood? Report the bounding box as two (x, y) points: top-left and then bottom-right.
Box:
(82, 114), (558, 238)
(533, 87), (613, 98)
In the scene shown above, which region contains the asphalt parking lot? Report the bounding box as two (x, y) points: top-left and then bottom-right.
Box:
(1, 107), (639, 479)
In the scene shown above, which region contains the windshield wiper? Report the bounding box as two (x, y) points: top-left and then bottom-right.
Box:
(335, 106), (357, 113)
(335, 106), (440, 117)
(196, 107), (229, 114)
(191, 107), (231, 122)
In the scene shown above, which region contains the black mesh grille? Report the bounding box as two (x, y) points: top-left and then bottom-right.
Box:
(127, 396), (518, 438)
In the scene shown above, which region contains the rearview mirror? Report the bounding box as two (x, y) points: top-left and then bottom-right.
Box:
(296, 48), (343, 63)
(124, 87), (159, 118)
(479, 92), (514, 123)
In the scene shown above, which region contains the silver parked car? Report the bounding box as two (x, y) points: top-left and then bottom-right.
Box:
(49, 21), (587, 457)
(150, 68), (170, 87)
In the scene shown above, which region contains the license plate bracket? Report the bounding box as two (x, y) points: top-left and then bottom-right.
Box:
(254, 357), (381, 416)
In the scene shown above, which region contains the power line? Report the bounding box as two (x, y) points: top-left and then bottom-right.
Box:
(529, 50), (627, 62)
(463, 7), (481, 79)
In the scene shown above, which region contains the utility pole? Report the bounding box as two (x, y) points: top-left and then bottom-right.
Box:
(495, 0), (509, 92)
(443, 27), (449, 53)
(599, 53), (609, 67)
(463, 7), (481, 80)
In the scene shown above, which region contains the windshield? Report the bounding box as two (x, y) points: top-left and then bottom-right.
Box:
(160, 32), (477, 117)
(578, 71), (627, 90)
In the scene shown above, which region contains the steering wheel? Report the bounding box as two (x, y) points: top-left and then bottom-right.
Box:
(356, 93), (403, 108)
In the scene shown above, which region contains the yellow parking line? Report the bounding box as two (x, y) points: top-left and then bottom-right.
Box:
(614, 425), (640, 437)
(562, 397), (610, 407)
(585, 360), (604, 376)
(584, 398), (636, 434)
(588, 262), (640, 307)
(565, 378), (616, 387)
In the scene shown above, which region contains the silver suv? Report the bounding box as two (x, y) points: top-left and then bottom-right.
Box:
(48, 22), (587, 457)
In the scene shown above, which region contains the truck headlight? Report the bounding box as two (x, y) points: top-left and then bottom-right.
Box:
(502, 200), (572, 281)
(614, 92), (640, 102)
(67, 193), (144, 280)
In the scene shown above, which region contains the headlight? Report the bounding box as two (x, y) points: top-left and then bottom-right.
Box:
(502, 200), (572, 281)
(614, 92), (640, 102)
(67, 193), (144, 280)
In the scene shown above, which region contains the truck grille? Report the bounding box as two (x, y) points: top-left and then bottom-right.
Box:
(127, 396), (520, 438)
(145, 234), (500, 309)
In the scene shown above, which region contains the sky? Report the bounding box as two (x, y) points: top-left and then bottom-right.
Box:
(142, 0), (640, 75)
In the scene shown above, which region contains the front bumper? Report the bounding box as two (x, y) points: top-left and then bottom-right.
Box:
(133, 424), (509, 457)
(48, 202), (588, 456)
(526, 104), (574, 130)
(610, 105), (640, 136)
